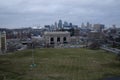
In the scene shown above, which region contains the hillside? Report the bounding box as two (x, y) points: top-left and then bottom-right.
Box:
(0, 48), (120, 80)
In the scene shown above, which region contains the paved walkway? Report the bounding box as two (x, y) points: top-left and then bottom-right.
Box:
(100, 46), (120, 55)
(102, 76), (120, 80)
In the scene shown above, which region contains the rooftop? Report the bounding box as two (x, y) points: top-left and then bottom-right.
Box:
(44, 31), (70, 35)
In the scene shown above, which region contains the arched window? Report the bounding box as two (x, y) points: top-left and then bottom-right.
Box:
(63, 37), (66, 42)
(63, 37), (67, 43)
(57, 37), (60, 42)
(51, 37), (54, 42)
(50, 37), (54, 44)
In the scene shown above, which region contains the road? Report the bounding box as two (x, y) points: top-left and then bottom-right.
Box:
(100, 46), (120, 55)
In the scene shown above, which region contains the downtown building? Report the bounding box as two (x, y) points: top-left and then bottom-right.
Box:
(93, 24), (105, 32)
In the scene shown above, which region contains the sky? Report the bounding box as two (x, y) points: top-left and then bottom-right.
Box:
(0, 0), (120, 28)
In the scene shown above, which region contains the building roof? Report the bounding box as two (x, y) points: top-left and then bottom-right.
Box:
(44, 31), (70, 35)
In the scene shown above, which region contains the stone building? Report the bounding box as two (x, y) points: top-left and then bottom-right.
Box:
(0, 31), (7, 53)
(44, 31), (70, 47)
(0, 33), (1, 53)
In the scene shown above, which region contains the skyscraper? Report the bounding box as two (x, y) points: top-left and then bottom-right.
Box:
(58, 20), (63, 29)
(86, 22), (92, 29)
(81, 22), (85, 28)
(63, 21), (69, 27)
(93, 24), (105, 32)
(87, 22), (90, 28)
(54, 22), (58, 30)
(69, 23), (72, 28)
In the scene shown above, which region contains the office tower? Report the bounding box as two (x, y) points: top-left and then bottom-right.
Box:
(81, 22), (85, 28)
(54, 22), (58, 30)
(51, 24), (55, 31)
(63, 21), (69, 27)
(58, 20), (63, 29)
(69, 23), (72, 28)
(112, 24), (116, 28)
(87, 22), (90, 28)
(93, 24), (105, 32)
(87, 22), (92, 29)
(55, 22), (58, 28)
(44, 25), (51, 31)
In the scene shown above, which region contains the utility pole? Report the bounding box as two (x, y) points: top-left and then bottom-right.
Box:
(30, 42), (36, 68)
(3, 74), (6, 80)
(32, 43), (35, 65)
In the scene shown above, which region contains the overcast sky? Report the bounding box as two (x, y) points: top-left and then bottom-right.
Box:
(0, 0), (120, 28)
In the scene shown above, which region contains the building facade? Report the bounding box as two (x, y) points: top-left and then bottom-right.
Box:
(0, 31), (7, 53)
(0, 32), (1, 53)
(58, 20), (63, 29)
(93, 24), (105, 32)
(44, 31), (70, 47)
(88, 31), (105, 41)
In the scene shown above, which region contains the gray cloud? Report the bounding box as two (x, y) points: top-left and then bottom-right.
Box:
(0, 0), (120, 28)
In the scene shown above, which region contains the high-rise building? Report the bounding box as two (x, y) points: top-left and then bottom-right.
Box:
(44, 25), (51, 31)
(58, 20), (63, 29)
(81, 23), (85, 28)
(63, 21), (69, 27)
(69, 23), (72, 28)
(87, 22), (90, 28)
(93, 24), (105, 32)
(54, 22), (58, 28)
(112, 24), (116, 28)
(87, 22), (92, 29)
(81, 22), (92, 29)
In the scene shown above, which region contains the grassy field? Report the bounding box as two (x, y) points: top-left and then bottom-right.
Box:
(0, 48), (120, 80)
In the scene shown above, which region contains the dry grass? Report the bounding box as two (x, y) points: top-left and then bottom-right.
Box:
(0, 48), (120, 80)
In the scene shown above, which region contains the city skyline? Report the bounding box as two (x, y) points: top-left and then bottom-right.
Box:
(0, 0), (120, 28)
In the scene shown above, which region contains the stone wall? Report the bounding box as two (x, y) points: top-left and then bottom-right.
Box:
(44, 31), (70, 46)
